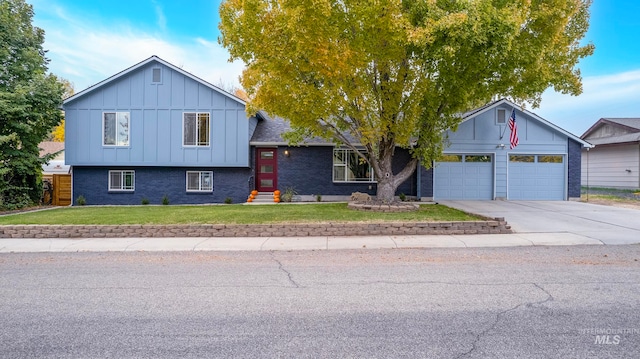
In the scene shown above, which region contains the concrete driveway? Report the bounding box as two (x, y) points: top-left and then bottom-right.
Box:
(441, 200), (640, 245)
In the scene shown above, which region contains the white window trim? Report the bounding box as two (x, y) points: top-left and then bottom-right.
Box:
(186, 171), (213, 192)
(332, 148), (376, 183)
(102, 112), (130, 147)
(182, 112), (211, 147)
(108, 170), (135, 192)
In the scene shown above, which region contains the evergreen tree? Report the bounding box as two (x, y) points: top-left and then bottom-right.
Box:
(0, 0), (64, 209)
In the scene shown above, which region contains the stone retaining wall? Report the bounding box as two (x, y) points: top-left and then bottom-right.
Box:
(0, 219), (511, 238)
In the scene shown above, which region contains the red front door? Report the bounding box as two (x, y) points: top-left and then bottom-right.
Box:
(256, 148), (278, 192)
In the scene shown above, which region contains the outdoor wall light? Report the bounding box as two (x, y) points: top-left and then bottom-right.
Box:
(284, 149), (290, 157)
(497, 144), (505, 149)
(626, 169), (632, 173)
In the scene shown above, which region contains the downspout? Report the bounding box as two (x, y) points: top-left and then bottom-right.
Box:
(586, 147), (589, 201)
(416, 160), (421, 200)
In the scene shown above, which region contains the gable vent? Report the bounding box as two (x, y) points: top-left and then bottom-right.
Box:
(152, 68), (162, 83)
(497, 109), (506, 125)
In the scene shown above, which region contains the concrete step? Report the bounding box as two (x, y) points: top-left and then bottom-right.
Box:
(245, 192), (279, 204)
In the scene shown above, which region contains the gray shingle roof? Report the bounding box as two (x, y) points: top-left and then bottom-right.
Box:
(250, 112), (359, 145)
(250, 112), (291, 143)
(600, 118), (640, 131)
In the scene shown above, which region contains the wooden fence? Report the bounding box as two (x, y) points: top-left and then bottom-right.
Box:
(49, 174), (71, 206)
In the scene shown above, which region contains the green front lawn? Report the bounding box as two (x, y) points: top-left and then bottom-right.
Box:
(0, 203), (480, 225)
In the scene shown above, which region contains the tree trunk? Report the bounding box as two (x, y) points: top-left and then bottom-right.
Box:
(376, 176), (397, 204)
(373, 155), (418, 204)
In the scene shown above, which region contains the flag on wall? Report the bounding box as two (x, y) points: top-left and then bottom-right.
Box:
(508, 109), (519, 149)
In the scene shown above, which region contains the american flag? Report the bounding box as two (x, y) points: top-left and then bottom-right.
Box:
(508, 109), (519, 149)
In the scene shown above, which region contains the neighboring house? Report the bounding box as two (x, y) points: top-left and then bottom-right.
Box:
(63, 57), (591, 205)
(580, 118), (640, 189)
(39, 141), (69, 175)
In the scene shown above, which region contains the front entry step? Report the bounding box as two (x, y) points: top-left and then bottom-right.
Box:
(245, 192), (279, 204)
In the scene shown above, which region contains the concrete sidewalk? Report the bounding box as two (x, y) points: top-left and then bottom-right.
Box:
(0, 232), (606, 253)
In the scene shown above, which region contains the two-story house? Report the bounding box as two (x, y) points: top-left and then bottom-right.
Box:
(63, 56), (591, 205)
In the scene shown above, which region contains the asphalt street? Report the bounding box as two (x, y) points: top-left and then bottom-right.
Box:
(1, 245), (639, 358)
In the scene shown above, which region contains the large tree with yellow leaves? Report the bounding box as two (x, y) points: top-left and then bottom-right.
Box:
(219, 0), (593, 202)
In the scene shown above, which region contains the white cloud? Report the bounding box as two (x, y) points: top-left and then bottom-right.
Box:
(33, 2), (244, 92)
(151, 0), (167, 32)
(535, 70), (640, 135)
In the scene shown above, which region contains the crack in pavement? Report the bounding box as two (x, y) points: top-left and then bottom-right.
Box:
(270, 252), (301, 288)
(304, 280), (638, 287)
(455, 282), (554, 358)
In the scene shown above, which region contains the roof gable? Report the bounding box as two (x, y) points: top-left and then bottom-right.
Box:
(581, 118), (640, 146)
(63, 56), (246, 106)
(460, 98), (592, 148)
(581, 118), (640, 140)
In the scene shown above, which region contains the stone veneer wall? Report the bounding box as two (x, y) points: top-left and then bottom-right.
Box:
(1, 219), (511, 238)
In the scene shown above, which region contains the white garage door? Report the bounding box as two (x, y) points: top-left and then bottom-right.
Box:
(508, 155), (565, 200)
(434, 154), (493, 200)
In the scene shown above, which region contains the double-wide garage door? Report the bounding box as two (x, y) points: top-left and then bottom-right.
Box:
(434, 154), (566, 200)
(434, 155), (493, 200)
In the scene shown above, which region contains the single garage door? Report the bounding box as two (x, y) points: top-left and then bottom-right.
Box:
(434, 154), (493, 200)
(508, 155), (565, 200)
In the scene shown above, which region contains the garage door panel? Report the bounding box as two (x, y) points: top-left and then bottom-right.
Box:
(509, 156), (564, 200)
(435, 155), (493, 200)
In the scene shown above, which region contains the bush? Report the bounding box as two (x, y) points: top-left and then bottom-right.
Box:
(162, 195), (170, 205)
(281, 187), (297, 202)
(0, 192), (32, 211)
(316, 194), (322, 202)
(76, 195), (86, 206)
(141, 198), (150, 205)
(224, 197), (233, 204)
(399, 193), (406, 202)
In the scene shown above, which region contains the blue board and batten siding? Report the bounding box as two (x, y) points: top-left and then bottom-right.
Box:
(65, 61), (250, 167)
(64, 57), (254, 205)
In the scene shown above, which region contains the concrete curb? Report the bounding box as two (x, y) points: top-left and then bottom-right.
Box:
(0, 233), (604, 253)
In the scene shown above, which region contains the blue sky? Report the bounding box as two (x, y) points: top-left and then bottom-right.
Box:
(31, 0), (640, 136)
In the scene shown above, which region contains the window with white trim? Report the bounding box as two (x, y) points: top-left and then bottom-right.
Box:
(186, 171), (213, 192)
(333, 149), (375, 182)
(183, 113), (210, 146)
(103, 112), (130, 146)
(109, 170), (135, 191)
